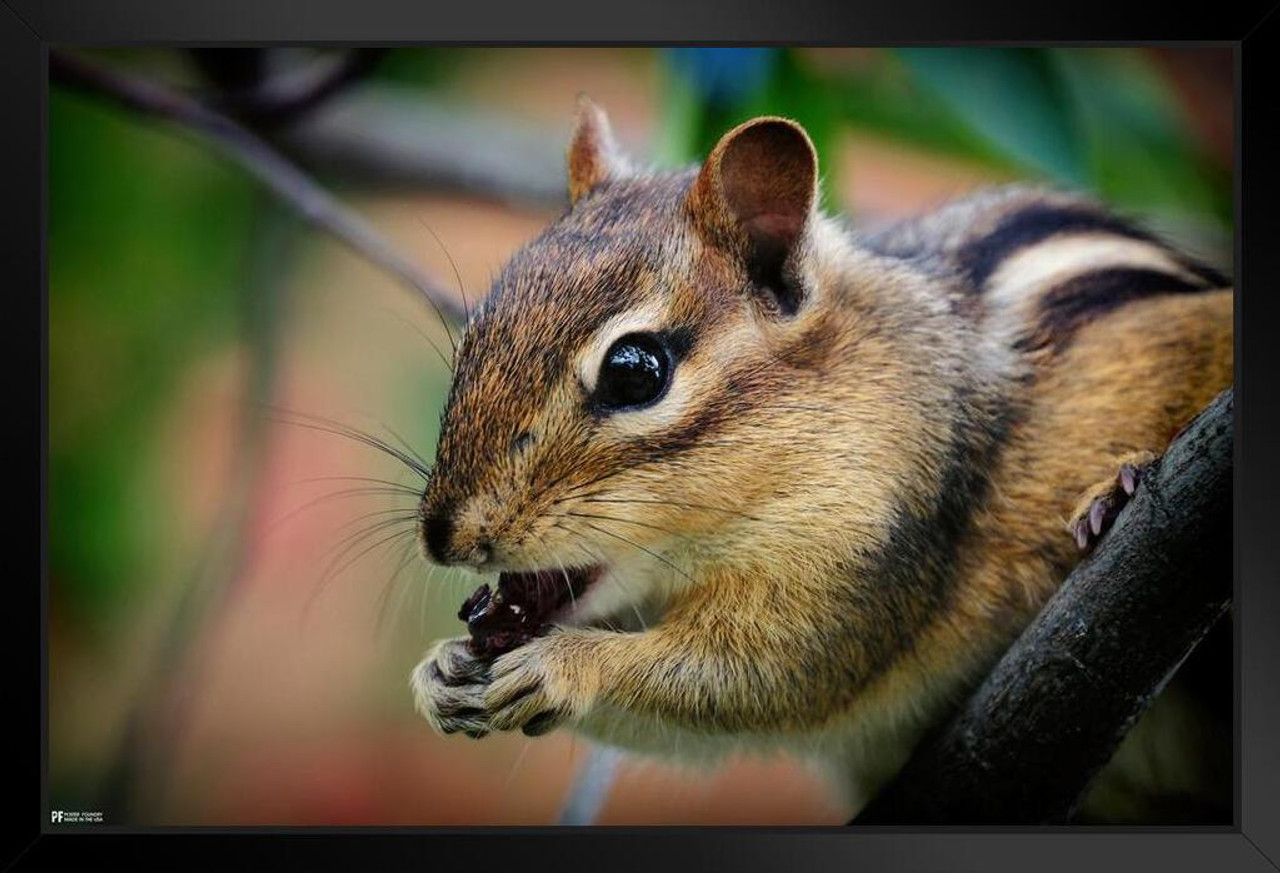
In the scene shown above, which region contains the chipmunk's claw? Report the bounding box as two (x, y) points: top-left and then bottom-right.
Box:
(1068, 451), (1158, 552)
(1071, 492), (1122, 551)
(1118, 461), (1141, 496)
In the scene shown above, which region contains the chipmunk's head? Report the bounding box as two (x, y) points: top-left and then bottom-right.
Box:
(418, 99), (944, 628)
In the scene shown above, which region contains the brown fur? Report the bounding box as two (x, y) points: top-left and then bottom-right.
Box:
(410, 101), (1233, 819)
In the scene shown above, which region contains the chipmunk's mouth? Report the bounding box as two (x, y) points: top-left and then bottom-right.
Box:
(458, 565), (604, 659)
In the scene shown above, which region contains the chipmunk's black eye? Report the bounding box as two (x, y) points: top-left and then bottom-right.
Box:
(595, 333), (671, 411)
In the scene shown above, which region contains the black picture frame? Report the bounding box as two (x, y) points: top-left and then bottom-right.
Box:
(6, 1), (1279, 870)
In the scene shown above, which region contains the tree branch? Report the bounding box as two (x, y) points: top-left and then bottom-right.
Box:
(854, 388), (1233, 825)
(190, 48), (391, 127)
(50, 49), (466, 327)
(276, 85), (570, 208)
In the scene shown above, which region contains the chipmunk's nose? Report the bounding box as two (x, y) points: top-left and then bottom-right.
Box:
(421, 507), (492, 567)
(421, 511), (454, 564)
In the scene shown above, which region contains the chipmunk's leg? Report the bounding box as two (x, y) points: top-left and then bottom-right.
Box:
(482, 594), (846, 737)
(410, 637), (492, 738)
(1067, 450), (1159, 551)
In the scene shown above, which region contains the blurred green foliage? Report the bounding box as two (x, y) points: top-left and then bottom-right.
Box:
(366, 47), (466, 88)
(896, 49), (1087, 183)
(49, 89), (258, 622)
(659, 47), (1231, 230)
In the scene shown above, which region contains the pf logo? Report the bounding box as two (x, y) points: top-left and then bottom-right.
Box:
(50, 810), (64, 823)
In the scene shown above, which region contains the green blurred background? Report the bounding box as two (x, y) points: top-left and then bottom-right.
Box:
(48, 47), (1233, 825)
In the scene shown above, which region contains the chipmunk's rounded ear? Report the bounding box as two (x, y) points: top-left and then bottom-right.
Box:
(689, 116), (818, 255)
(567, 95), (630, 206)
(687, 117), (819, 312)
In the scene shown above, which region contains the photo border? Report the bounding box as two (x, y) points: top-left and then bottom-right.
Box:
(6, 1), (1278, 869)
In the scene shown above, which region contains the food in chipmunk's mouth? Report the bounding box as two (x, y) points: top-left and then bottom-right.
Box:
(459, 566), (602, 659)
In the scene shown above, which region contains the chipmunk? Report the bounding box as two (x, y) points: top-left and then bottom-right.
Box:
(409, 98), (1233, 821)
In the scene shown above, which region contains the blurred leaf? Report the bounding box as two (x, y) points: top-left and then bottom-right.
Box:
(665, 48), (777, 109)
(652, 59), (704, 168)
(1051, 49), (1231, 227)
(835, 53), (1015, 167)
(895, 48), (1087, 184)
(370, 47), (467, 87)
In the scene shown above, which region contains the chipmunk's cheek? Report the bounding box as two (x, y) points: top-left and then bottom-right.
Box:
(484, 634), (591, 735)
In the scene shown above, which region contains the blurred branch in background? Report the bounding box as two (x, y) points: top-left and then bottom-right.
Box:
(190, 47), (390, 128)
(277, 88), (568, 208)
(190, 47), (570, 207)
(558, 745), (624, 825)
(49, 49), (467, 326)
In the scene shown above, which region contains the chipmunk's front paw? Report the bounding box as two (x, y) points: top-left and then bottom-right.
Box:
(485, 631), (597, 737)
(1068, 450), (1158, 551)
(410, 637), (492, 739)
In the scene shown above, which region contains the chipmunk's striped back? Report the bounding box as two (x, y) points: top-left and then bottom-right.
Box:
(860, 186), (1231, 358)
(856, 186), (1234, 822)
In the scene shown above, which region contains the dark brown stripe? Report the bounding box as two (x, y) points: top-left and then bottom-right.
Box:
(1181, 258), (1232, 290)
(958, 204), (1159, 291)
(1018, 266), (1209, 354)
(824, 380), (1018, 696)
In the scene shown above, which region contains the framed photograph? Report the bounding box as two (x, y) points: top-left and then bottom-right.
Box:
(7, 1), (1280, 870)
